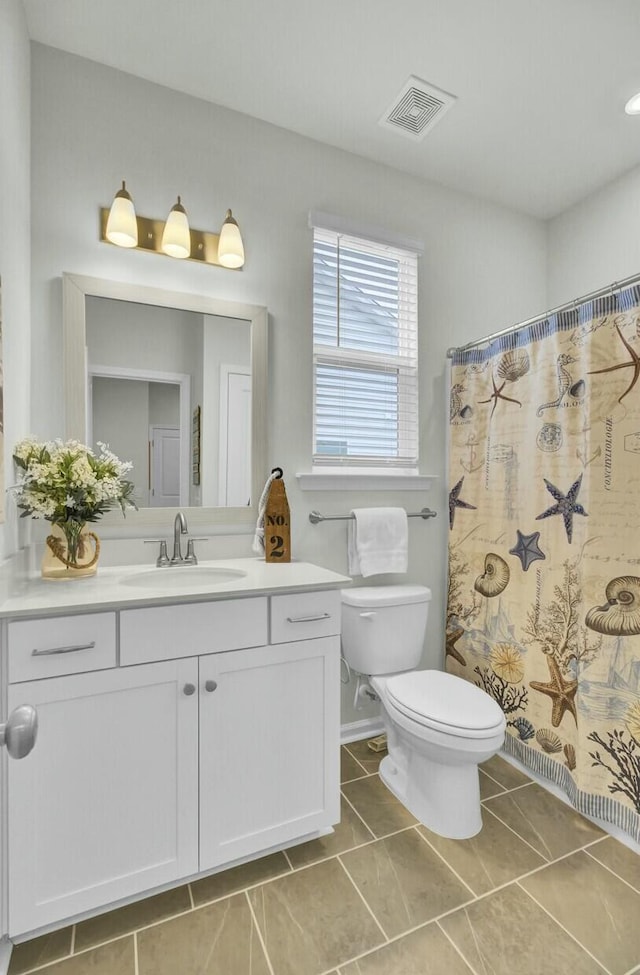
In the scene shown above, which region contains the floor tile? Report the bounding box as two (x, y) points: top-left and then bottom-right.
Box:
(440, 884), (606, 974)
(341, 828), (471, 938)
(480, 754), (532, 790)
(248, 857), (384, 975)
(586, 836), (640, 892)
(287, 796), (373, 868)
(419, 808), (545, 895)
(520, 850), (640, 974)
(191, 850), (290, 906)
(483, 782), (605, 860)
(27, 938), (135, 975)
(8, 927), (72, 974)
(74, 884), (191, 951)
(344, 740), (387, 774)
(341, 747), (368, 783)
(137, 893), (269, 975)
(339, 922), (474, 974)
(341, 774), (417, 838)
(479, 768), (507, 800)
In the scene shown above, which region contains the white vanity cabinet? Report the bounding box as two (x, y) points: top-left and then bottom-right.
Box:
(4, 584), (342, 938)
(7, 657), (199, 935)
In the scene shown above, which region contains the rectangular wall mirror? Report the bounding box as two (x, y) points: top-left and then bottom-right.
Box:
(63, 273), (268, 533)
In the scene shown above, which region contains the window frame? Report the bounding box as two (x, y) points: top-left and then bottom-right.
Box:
(312, 225), (420, 472)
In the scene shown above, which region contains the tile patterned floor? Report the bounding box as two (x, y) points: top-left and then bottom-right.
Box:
(8, 742), (640, 975)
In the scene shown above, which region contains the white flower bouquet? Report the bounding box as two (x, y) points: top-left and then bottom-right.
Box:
(13, 438), (136, 569)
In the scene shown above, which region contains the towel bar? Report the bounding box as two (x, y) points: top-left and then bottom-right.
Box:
(309, 508), (436, 525)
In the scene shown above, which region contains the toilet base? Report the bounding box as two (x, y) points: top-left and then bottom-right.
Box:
(379, 752), (483, 839)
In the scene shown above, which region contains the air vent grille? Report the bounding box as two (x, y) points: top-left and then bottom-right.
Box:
(380, 76), (456, 141)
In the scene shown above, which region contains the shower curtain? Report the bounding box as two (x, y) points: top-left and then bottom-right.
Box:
(447, 285), (640, 844)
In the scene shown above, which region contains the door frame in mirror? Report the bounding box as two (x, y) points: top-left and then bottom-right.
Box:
(63, 272), (268, 534)
(88, 364), (191, 507)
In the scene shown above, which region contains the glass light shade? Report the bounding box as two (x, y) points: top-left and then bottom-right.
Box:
(105, 181), (138, 248)
(218, 209), (245, 268)
(625, 92), (640, 115)
(161, 197), (191, 259)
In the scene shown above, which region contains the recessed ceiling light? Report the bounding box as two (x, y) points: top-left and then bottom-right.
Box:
(624, 92), (640, 115)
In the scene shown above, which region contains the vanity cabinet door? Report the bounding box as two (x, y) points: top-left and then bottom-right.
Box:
(199, 637), (340, 871)
(7, 659), (199, 936)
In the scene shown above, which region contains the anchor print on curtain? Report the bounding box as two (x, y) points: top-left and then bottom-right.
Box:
(447, 285), (640, 844)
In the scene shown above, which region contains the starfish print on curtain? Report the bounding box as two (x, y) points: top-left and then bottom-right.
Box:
(448, 477), (477, 529)
(509, 530), (546, 571)
(478, 376), (522, 419)
(587, 321), (640, 405)
(529, 654), (578, 728)
(535, 474), (587, 543)
(445, 626), (466, 667)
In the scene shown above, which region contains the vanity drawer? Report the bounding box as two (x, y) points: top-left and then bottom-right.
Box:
(120, 597), (268, 665)
(270, 591), (341, 644)
(8, 613), (117, 683)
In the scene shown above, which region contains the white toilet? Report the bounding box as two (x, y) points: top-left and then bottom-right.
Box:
(341, 585), (506, 839)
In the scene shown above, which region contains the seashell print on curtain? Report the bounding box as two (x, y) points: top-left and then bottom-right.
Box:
(447, 285), (640, 844)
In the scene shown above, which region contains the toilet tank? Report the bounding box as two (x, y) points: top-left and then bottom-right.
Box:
(341, 586), (431, 675)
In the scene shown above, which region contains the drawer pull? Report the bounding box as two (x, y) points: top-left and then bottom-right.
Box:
(286, 613), (331, 624)
(32, 641), (97, 657)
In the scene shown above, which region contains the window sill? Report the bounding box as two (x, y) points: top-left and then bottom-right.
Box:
(296, 472), (438, 492)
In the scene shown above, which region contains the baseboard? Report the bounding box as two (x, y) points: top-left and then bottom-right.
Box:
(0, 938), (12, 975)
(341, 717), (385, 744)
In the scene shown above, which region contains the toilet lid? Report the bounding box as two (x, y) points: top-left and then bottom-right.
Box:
(341, 585), (431, 608)
(385, 670), (505, 733)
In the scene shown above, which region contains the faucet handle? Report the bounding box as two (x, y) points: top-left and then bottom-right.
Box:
(184, 537), (208, 565)
(144, 539), (170, 567)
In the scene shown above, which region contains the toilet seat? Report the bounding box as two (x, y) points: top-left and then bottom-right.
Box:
(378, 670), (505, 740)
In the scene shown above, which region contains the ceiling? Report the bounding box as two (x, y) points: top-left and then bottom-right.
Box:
(22, 0), (640, 219)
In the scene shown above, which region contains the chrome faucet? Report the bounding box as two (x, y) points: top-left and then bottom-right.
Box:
(171, 511), (189, 564)
(145, 511), (206, 566)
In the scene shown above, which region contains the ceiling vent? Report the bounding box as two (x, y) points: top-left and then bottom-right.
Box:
(379, 76), (457, 141)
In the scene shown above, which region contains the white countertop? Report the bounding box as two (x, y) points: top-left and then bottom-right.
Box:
(0, 559), (353, 618)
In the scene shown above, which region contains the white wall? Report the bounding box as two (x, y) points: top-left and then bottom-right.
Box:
(547, 163), (640, 306)
(86, 297), (201, 376)
(30, 44), (548, 723)
(0, 1), (31, 559)
(149, 382), (179, 429)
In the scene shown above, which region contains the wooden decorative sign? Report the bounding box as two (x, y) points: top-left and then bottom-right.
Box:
(264, 470), (291, 562)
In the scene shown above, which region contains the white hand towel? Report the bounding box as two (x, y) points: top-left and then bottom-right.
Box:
(347, 508), (408, 577)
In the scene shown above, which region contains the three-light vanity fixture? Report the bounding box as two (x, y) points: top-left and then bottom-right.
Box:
(101, 181), (245, 269)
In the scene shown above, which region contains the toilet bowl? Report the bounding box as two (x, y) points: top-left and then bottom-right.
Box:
(341, 586), (506, 839)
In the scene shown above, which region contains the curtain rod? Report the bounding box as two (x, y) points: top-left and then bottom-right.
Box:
(446, 271), (640, 359)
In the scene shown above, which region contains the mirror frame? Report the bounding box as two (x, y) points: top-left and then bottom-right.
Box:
(63, 272), (268, 535)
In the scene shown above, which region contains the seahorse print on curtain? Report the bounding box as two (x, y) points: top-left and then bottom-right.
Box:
(446, 286), (640, 844)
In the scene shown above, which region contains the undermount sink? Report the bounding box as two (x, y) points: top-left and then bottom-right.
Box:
(122, 566), (247, 590)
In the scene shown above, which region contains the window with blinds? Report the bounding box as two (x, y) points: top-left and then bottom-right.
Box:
(312, 227), (419, 469)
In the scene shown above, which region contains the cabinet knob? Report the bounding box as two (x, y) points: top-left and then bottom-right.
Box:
(183, 683), (196, 696)
(205, 680), (218, 693)
(0, 705), (38, 760)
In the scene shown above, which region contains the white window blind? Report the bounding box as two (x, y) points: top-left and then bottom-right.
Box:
(312, 227), (419, 469)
